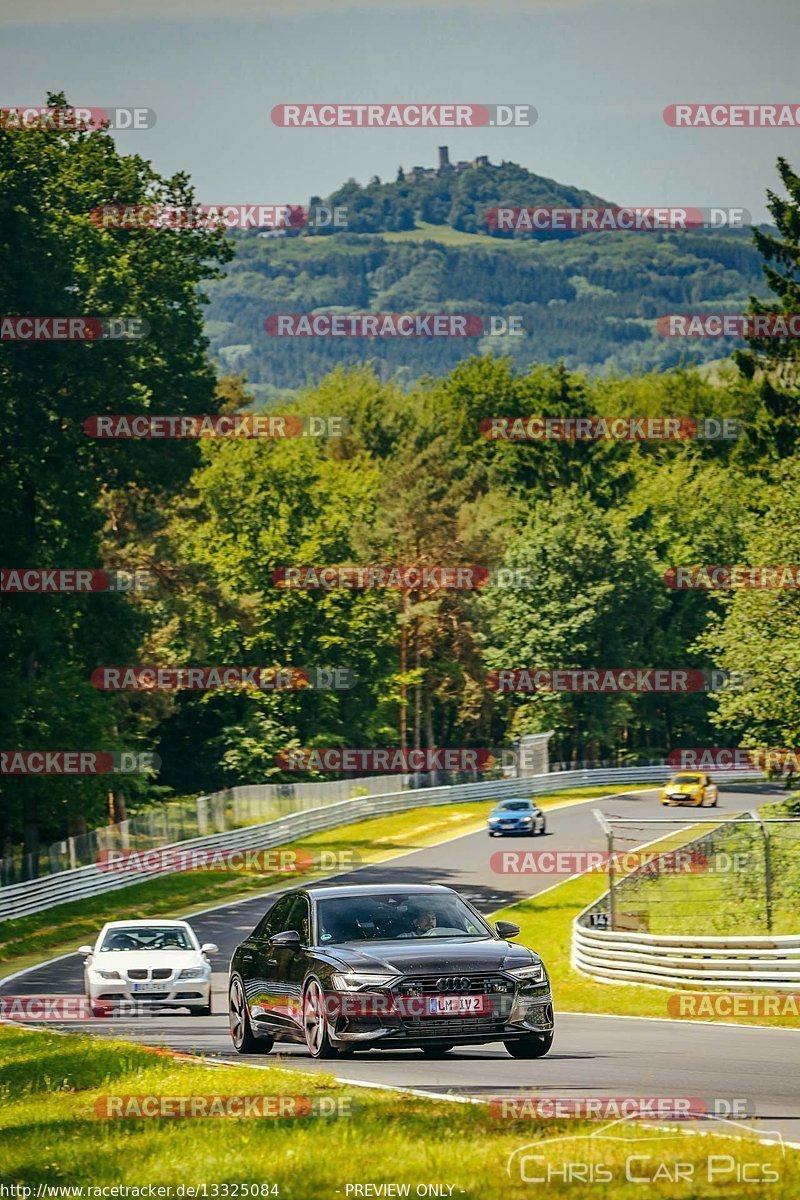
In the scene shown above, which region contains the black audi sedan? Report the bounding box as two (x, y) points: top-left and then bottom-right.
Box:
(228, 883), (554, 1059)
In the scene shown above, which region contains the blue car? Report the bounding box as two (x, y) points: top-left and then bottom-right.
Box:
(488, 799), (546, 837)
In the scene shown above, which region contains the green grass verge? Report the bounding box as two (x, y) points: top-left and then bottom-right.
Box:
(494, 822), (800, 1030)
(0, 785), (641, 974)
(1, 1026), (796, 1197)
(621, 798), (800, 936)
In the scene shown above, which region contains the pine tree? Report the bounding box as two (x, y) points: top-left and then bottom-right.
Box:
(735, 157), (800, 457)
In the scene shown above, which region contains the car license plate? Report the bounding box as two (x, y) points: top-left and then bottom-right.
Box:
(131, 982), (171, 993)
(426, 995), (491, 1016)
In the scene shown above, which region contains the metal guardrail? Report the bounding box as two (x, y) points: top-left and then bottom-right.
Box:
(37, 773), (414, 878)
(572, 787), (800, 991)
(572, 923), (800, 990)
(0, 764), (675, 922)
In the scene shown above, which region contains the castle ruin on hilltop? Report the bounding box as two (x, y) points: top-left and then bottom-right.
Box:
(398, 146), (490, 181)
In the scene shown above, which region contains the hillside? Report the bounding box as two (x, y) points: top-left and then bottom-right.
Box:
(203, 156), (768, 399)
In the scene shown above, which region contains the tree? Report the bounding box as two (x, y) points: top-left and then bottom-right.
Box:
(735, 157), (800, 458)
(0, 94), (230, 869)
(698, 458), (800, 750)
(479, 487), (667, 763)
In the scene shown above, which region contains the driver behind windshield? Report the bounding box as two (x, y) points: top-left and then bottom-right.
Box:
(410, 909), (437, 936)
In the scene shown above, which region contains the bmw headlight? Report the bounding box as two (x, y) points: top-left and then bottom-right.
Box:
(178, 966), (209, 980)
(331, 972), (395, 991)
(97, 970), (121, 980)
(506, 963), (547, 984)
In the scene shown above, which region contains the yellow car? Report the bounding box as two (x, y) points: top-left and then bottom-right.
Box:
(661, 772), (718, 807)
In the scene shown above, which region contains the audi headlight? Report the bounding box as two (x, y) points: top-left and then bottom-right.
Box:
(178, 966), (209, 980)
(331, 972), (394, 991)
(97, 970), (121, 980)
(506, 963), (546, 983)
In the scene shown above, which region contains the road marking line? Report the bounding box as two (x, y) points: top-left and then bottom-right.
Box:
(559, 1009), (800, 1033)
(1, 787), (659, 983)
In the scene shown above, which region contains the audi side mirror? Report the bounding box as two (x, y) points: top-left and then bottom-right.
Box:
(78, 945), (93, 956)
(495, 921), (520, 939)
(200, 943), (219, 955)
(271, 929), (302, 947)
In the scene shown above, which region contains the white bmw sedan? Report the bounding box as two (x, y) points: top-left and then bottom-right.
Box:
(79, 919), (218, 1016)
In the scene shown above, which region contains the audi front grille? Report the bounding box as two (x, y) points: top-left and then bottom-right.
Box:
(393, 973), (513, 996)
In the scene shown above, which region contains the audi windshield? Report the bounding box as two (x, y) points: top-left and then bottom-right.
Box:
(316, 893), (493, 943)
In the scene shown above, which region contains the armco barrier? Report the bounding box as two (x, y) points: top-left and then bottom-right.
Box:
(572, 924), (800, 991)
(0, 765), (674, 922)
(45, 773), (412, 875)
(571, 787), (800, 991)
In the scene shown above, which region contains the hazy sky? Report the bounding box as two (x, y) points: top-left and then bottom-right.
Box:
(2, 0), (798, 221)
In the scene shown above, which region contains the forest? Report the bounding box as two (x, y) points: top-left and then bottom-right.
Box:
(2, 101), (799, 870)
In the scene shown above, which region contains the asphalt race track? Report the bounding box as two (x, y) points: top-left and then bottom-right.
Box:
(4, 783), (799, 1143)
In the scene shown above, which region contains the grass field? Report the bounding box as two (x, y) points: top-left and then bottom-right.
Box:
(494, 820), (800, 1029)
(0, 785), (641, 975)
(1, 1025), (796, 1197)
(615, 797), (800, 936)
(379, 221), (519, 247)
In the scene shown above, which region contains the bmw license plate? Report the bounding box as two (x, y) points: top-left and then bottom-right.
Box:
(131, 982), (171, 992)
(426, 995), (491, 1016)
